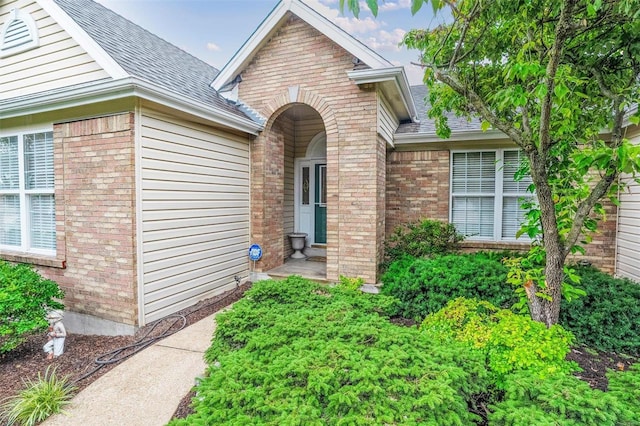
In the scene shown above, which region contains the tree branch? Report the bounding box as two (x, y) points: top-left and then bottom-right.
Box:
(539, 0), (579, 153)
(433, 69), (527, 147)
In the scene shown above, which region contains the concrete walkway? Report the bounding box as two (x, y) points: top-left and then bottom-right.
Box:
(44, 312), (221, 426)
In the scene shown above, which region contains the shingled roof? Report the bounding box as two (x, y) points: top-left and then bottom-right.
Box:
(397, 85), (484, 135)
(53, 0), (248, 120)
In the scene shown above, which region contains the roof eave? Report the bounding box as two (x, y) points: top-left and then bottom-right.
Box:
(347, 67), (418, 122)
(211, 0), (392, 92)
(0, 78), (264, 135)
(394, 129), (510, 145)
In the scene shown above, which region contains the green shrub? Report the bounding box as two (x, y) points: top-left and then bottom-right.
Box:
(559, 266), (640, 355)
(489, 370), (636, 425)
(421, 298), (578, 388)
(607, 364), (640, 424)
(0, 261), (64, 353)
(1, 366), (76, 426)
(383, 219), (463, 269)
(381, 253), (517, 321)
(171, 277), (490, 425)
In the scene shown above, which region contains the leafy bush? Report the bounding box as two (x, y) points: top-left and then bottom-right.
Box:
(383, 219), (463, 269)
(559, 266), (640, 355)
(381, 253), (517, 321)
(171, 277), (490, 425)
(489, 370), (636, 425)
(0, 260), (64, 353)
(421, 298), (578, 387)
(1, 366), (76, 426)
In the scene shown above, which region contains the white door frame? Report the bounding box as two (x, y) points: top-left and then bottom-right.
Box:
(294, 132), (327, 246)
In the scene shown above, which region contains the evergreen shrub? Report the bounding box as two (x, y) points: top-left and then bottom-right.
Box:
(559, 265), (640, 355)
(172, 276), (490, 425)
(381, 253), (516, 321)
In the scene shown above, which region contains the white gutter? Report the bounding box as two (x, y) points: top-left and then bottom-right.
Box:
(347, 67), (418, 122)
(0, 77), (264, 135)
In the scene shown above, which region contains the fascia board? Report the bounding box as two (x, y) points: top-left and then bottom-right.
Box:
(37, 0), (129, 80)
(212, 0), (391, 91)
(212, 1), (290, 91)
(348, 68), (418, 121)
(394, 129), (510, 144)
(0, 78), (263, 135)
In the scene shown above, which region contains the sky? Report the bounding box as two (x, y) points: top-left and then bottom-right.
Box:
(94, 0), (449, 85)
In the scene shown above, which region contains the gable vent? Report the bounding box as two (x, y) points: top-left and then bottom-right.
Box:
(1, 8), (39, 58)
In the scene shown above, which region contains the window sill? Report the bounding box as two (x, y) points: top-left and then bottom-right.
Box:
(461, 240), (531, 252)
(0, 251), (66, 268)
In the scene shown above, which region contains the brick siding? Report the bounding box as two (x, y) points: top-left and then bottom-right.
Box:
(240, 15), (382, 282)
(40, 113), (138, 326)
(384, 148), (616, 272)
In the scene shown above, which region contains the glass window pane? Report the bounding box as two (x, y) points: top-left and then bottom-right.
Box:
(320, 165), (327, 205)
(0, 136), (19, 190)
(24, 132), (54, 190)
(452, 196), (494, 238)
(503, 150), (532, 193)
(1, 194), (21, 246)
(502, 196), (532, 239)
(29, 194), (56, 250)
(452, 151), (495, 193)
(302, 167), (309, 205)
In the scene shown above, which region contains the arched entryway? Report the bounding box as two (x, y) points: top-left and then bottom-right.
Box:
(252, 102), (328, 279)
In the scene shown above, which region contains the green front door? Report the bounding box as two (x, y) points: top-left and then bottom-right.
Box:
(314, 164), (327, 244)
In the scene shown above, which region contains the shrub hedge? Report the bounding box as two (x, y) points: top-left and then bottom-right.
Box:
(172, 277), (489, 425)
(0, 261), (64, 353)
(381, 253), (517, 321)
(383, 219), (463, 270)
(561, 266), (640, 355)
(171, 278), (640, 425)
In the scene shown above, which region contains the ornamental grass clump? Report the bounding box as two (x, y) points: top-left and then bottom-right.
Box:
(1, 366), (76, 426)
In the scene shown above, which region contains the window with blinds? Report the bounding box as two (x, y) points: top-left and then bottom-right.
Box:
(0, 131), (55, 254)
(451, 149), (533, 240)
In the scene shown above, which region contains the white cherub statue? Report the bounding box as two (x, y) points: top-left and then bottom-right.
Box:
(43, 310), (66, 359)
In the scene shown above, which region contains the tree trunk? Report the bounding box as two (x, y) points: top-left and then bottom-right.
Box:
(527, 153), (567, 327)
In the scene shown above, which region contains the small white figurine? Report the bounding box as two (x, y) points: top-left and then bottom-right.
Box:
(43, 310), (66, 359)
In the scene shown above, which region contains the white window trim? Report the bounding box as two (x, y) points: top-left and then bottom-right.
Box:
(0, 128), (55, 256)
(0, 8), (40, 59)
(450, 148), (533, 242)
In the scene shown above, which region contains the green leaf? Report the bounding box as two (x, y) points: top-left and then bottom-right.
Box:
(366, 0), (378, 16)
(411, 0), (424, 15)
(481, 120), (491, 132)
(553, 83), (569, 100)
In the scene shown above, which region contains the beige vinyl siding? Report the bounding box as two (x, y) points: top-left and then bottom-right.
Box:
(0, 0), (110, 99)
(140, 111), (250, 323)
(377, 92), (399, 145)
(283, 116), (295, 239)
(294, 116), (325, 158)
(616, 134), (640, 282)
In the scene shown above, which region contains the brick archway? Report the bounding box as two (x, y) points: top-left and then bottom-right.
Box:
(250, 88), (339, 274)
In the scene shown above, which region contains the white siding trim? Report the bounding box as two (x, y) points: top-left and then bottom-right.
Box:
(134, 100), (145, 326)
(37, 0), (128, 79)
